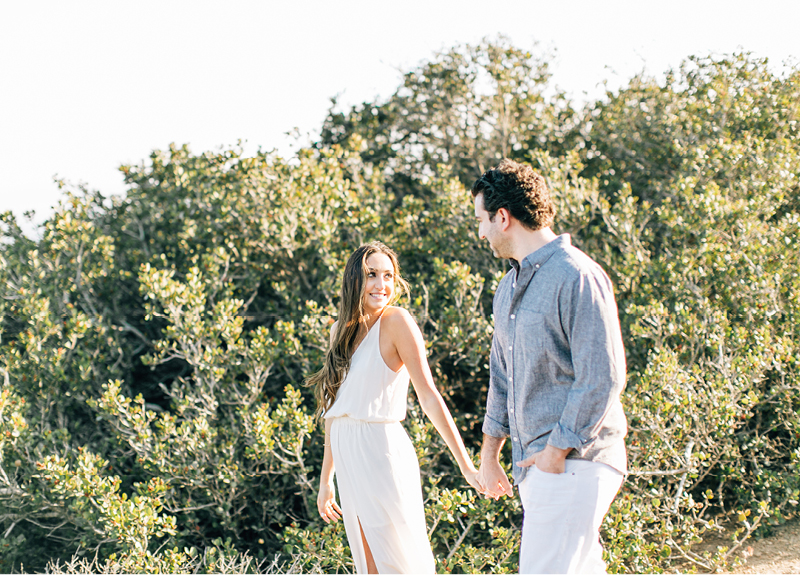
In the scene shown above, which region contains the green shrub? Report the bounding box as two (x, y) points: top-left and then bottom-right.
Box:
(1, 41), (798, 573)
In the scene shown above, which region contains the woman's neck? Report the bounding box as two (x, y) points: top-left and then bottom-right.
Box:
(361, 306), (386, 329)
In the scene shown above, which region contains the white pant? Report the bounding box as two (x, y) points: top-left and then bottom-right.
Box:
(518, 459), (623, 574)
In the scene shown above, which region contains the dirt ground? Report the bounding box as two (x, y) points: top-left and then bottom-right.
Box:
(727, 517), (800, 574)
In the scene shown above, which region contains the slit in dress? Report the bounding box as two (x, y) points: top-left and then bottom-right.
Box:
(358, 516), (378, 574)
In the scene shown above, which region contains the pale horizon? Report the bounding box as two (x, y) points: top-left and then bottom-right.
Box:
(2, 0), (798, 235)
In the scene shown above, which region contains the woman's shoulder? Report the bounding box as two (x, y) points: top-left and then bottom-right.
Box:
(381, 306), (417, 328)
(381, 306), (424, 347)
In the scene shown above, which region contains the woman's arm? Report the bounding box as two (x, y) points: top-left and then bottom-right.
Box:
(317, 416), (342, 523)
(385, 309), (479, 489)
(318, 321), (343, 523)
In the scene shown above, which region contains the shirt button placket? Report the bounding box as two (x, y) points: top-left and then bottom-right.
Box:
(509, 265), (537, 451)
(508, 306), (517, 448)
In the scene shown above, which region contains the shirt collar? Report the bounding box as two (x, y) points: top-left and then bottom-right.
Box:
(509, 234), (571, 273)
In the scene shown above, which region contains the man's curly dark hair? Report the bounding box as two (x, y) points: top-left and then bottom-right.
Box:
(471, 159), (555, 230)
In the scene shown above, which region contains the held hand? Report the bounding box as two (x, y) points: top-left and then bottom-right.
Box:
(517, 444), (571, 474)
(317, 482), (343, 524)
(462, 464), (481, 493)
(476, 460), (513, 500)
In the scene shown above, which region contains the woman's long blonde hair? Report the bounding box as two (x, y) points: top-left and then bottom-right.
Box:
(308, 241), (409, 419)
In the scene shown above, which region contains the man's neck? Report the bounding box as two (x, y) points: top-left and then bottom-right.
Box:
(511, 227), (558, 263)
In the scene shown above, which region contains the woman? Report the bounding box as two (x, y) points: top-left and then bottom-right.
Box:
(309, 241), (480, 574)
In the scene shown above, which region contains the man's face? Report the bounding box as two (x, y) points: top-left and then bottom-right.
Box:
(474, 193), (510, 258)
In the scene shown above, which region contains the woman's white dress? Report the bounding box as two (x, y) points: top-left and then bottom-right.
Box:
(324, 316), (435, 574)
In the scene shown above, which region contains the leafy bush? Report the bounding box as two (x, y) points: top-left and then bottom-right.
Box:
(1, 40), (798, 573)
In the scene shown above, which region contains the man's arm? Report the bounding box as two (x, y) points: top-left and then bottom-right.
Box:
(548, 269), (627, 455)
(477, 433), (513, 499)
(482, 335), (511, 438)
(477, 335), (514, 498)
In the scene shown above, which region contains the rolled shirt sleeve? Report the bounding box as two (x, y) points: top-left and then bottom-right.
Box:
(546, 268), (627, 455)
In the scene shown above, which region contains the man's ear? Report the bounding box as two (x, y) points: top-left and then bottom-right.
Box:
(496, 207), (513, 231)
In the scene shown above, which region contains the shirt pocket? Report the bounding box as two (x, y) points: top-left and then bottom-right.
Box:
(514, 310), (548, 353)
(517, 291), (553, 314)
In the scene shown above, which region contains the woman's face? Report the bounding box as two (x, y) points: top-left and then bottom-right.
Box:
(362, 252), (395, 314)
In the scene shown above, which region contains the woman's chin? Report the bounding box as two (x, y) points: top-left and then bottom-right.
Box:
(364, 298), (388, 313)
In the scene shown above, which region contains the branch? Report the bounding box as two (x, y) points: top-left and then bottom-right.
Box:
(163, 501), (217, 514)
(119, 320), (151, 346)
(721, 511), (766, 566)
(627, 467), (693, 477)
(446, 517), (477, 560)
(673, 441), (696, 514)
(3, 520), (18, 539)
(666, 536), (713, 571)
(428, 511), (442, 539)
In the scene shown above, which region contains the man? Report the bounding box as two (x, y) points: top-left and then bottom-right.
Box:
(473, 159), (628, 574)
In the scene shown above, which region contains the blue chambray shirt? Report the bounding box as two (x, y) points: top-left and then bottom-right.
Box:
(482, 234), (628, 484)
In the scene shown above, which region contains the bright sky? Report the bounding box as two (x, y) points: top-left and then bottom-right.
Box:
(1, 0), (798, 234)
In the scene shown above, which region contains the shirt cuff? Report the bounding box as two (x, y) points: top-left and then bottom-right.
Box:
(482, 415), (510, 438)
(547, 422), (594, 455)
